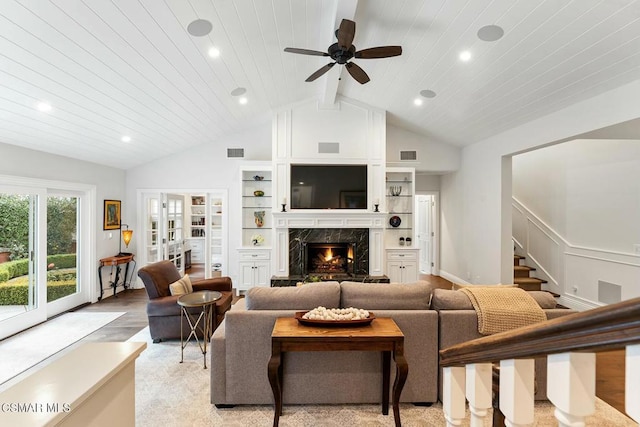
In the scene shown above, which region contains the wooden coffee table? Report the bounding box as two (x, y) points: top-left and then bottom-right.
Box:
(268, 317), (408, 427)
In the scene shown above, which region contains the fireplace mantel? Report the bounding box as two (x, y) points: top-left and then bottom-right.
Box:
(273, 211), (386, 229)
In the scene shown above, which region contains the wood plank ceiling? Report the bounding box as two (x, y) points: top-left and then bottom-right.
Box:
(1, 0), (639, 169)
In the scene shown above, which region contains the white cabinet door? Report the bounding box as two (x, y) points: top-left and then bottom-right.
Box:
(255, 262), (270, 287)
(402, 261), (418, 283)
(239, 263), (256, 289)
(386, 261), (403, 283)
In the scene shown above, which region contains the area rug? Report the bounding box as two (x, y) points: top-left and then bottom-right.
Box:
(0, 311), (125, 386)
(129, 327), (634, 426)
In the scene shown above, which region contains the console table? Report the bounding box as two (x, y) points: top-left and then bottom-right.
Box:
(268, 317), (408, 427)
(98, 254), (135, 300)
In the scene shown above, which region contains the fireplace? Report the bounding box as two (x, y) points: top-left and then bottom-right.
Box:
(288, 228), (369, 277)
(304, 242), (356, 276)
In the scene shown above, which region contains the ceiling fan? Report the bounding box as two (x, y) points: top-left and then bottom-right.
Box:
(284, 19), (402, 84)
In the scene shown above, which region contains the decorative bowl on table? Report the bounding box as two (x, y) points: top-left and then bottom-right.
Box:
(295, 307), (375, 327)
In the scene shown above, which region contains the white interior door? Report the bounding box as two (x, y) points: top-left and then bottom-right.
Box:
(416, 195), (433, 274)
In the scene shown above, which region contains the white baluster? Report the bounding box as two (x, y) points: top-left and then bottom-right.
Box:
(443, 366), (466, 427)
(500, 359), (534, 427)
(466, 363), (492, 427)
(626, 344), (640, 423)
(547, 352), (596, 427)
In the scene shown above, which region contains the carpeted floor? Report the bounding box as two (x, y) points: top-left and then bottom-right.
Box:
(128, 327), (634, 426)
(0, 311), (125, 386)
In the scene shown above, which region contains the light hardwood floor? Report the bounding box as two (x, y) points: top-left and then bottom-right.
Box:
(74, 275), (627, 417)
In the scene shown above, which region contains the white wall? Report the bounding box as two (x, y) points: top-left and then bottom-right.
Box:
(124, 121), (271, 282)
(440, 79), (640, 291)
(513, 139), (640, 252)
(386, 124), (460, 172)
(415, 174), (441, 192)
(0, 140), (126, 294)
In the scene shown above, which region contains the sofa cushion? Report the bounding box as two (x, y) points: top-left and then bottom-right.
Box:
(340, 281), (433, 310)
(430, 288), (557, 310)
(245, 282), (341, 310)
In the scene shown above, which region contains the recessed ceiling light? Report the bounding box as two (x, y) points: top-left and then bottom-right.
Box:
(208, 47), (220, 58)
(121, 135), (132, 143)
(477, 25), (504, 42)
(459, 50), (472, 62)
(413, 98), (423, 106)
(239, 97), (248, 105)
(187, 19), (212, 37)
(420, 89), (437, 98)
(37, 102), (52, 112)
(230, 87), (246, 96)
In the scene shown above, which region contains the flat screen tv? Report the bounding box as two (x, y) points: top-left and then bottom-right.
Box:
(291, 165), (367, 209)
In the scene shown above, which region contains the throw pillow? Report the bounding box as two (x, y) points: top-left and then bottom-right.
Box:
(430, 288), (474, 310)
(168, 274), (193, 296)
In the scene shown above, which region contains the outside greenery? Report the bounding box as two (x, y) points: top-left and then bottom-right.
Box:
(0, 195), (78, 305)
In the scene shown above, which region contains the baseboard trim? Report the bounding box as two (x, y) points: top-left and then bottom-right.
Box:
(439, 270), (469, 285)
(557, 294), (601, 311)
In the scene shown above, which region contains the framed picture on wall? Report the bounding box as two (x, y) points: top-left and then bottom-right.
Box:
(103, 199), (121, 230)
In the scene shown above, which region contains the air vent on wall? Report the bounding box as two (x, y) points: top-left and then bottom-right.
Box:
(318, 142), (340, 154)
(227, 148), (244, 158)
(400, 150), (417, 161)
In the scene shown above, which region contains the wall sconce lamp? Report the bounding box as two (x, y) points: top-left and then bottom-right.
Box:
(119, 223), (134, 256)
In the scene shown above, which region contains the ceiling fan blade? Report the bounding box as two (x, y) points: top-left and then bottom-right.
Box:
(337, 19), (356, 50)
(355, 46), (403, 59)
(345, 62), (370, 84)
(305, 62), (336, 82)
(284, 47), (329, 57)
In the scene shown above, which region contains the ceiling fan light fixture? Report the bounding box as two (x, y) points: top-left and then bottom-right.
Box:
(477, 25), (504, 42)
(187, 19), (213, 37)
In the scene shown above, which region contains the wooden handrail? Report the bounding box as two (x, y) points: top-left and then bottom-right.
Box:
(440, 296), (640, 367)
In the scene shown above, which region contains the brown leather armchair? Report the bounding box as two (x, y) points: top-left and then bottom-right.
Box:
(138, 260), (233, 343)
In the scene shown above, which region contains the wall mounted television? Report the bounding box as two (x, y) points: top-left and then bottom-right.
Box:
(290, 164), (368, 209)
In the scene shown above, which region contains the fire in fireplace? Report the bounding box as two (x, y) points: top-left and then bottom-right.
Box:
(304, 242), (356, 276)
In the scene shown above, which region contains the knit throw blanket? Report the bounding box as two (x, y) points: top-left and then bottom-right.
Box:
(460, 287), (547, 335)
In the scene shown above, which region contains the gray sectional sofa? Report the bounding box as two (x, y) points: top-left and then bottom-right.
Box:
(210, 281), (576, 407)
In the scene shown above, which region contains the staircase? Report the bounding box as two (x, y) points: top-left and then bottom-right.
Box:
(513, 255), (546, 291)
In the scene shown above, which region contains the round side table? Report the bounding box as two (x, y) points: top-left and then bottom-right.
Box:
(177, 290), (222, 368)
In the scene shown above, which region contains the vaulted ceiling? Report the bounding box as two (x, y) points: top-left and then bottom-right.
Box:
(2, 0), (640, 169)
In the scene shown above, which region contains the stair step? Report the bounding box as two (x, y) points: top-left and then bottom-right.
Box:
(514, 255), (525, 266)
(514, 265), (535, 278)
(514, 277), (547, 291)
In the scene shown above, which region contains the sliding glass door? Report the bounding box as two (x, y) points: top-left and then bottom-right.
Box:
(0, 179), (94, 339)
(0, 187), (46, 338)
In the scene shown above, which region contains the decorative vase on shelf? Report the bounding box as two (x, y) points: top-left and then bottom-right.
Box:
(254, 210), (265, 227)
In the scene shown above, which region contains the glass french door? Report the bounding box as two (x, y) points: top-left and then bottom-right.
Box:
(0, 183), (92, 339)
(0, 187), (45, 338)
(141, 193), (185, 274)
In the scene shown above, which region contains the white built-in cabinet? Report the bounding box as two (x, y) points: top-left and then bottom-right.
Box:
(384, 168), (417, 283)
(238, 249), (270, 289)
(238, 165), (272, 290)
(386, 248), (419, 283)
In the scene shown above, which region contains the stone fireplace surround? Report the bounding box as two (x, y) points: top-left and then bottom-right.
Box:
(288, 228), (369, 276)
(271, 211), (389, 286)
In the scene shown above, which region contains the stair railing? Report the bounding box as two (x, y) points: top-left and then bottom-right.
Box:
(439, 296), (640, 426)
